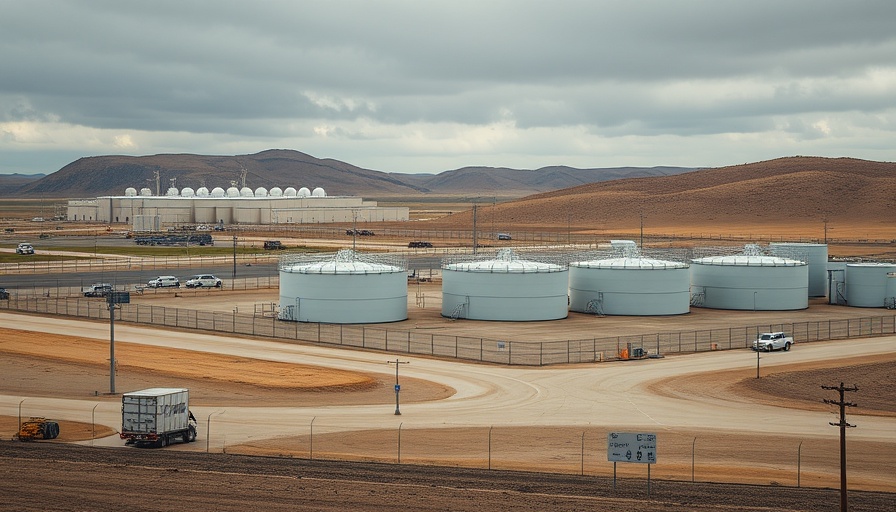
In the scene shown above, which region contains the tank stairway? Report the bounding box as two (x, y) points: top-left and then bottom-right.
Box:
(449, 303), (467, 320)
(690, 291), (705, 307)
(585, 298), (604, 316)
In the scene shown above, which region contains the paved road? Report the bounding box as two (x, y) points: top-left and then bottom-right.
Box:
(1, 311), (894, 453)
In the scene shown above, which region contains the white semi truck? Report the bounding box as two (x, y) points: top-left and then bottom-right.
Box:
(120, 388), (197, 447)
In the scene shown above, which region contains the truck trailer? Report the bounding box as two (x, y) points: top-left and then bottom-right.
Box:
(120, 388), (197, 447)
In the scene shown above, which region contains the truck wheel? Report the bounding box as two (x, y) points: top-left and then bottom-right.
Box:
(188, 426), (197, 442)
(182, 431), (191, 443)
(784, 342), (791, 351)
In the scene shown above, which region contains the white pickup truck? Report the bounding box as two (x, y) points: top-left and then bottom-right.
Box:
(752, 332), (794, 352)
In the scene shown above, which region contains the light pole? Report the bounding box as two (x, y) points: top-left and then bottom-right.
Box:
(18, 399), (25, 434)
(207, 410), (224, 453)
(109, 297), (116, 394)
(310, 416), (316, 460)
(92, 403), (99, 445)
(387, 359), (409, 415)
(232, 235), (237, 280)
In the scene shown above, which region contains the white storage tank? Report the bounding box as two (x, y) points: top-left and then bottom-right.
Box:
(441, 249), (568, 321)
(885, 273), (896, 309)
(770, 242), (828, 297)
(845, 263), (896, 307)
(279, 249), (407, 324)
(690, 246), (808, 311)
(569, 257), (690, 315)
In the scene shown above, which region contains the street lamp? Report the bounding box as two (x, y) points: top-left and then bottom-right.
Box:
(18, 398), (25, 434)
(92, 403), (99, 445)
(207, 410), (225, 453)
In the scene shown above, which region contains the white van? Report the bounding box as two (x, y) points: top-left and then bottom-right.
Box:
(147, 275), (180, 288)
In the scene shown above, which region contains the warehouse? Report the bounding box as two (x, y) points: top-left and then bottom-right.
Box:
(66, 186), (408, 227)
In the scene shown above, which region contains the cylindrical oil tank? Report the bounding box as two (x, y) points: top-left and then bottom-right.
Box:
(441, 249), (568, 321)
(569, 257), (690, 315)
(690, 254), (808, 310)
(769, 242), (828, 297)
(886, 273), (896, 309)
(845, 263), (896, 307)
(279, 250), (407, 323)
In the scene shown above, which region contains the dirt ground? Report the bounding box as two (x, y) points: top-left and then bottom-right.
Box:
(1, 326), (895, 512)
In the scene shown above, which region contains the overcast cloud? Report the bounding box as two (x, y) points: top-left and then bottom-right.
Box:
(1, 1), (895, 174)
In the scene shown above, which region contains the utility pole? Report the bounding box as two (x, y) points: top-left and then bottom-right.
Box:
(387, 359), (410, 415)
(472, 203), (478, 254)
(639, 211), (644, 249)
(232, 234), (237, 280)
(822, 382), (858, 512)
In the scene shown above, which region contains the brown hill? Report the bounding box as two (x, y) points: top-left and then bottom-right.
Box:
(13, 149), (427, 198)
(9, 149), (695, 198)
(0, 173), (44, 195)
(413, 165), (694, 197)
(423, 157), (896, 237)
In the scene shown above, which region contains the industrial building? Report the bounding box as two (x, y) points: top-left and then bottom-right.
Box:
(66, 186), (409, 228)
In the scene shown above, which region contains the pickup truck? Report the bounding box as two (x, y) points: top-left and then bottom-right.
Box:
(752, 332), (794, 352)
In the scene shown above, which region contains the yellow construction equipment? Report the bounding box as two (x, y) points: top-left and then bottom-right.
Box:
(16, 417), (59, 441)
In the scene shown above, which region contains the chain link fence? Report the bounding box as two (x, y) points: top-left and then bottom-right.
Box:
(2, 296), (894, 365)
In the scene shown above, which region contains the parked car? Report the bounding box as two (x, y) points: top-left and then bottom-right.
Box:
(83, 283), (113, 297)
(0, 288), (9, 300)
(752, 332), (794, 352)
(263, 240), (285, 250)
(408, 241), (433, 248)
(497, 233), (512, 240)
(147, 275), (180, 288)
(16, 243), (34, 255)
(185, 274), (222, 288)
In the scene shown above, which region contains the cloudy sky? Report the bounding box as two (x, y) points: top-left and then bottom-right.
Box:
(2, 1), (895, 175)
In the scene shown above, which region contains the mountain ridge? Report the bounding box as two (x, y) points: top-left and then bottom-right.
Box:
(3, 149), (697, 198)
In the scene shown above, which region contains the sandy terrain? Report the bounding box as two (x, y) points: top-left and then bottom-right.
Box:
(1, 323), (894, 489)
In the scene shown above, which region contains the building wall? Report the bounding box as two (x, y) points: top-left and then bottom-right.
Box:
(67, 195), (409, 226)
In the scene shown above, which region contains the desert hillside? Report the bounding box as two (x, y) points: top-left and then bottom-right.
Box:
(422, 157), (896, 237)
(6, 149), (695, 198)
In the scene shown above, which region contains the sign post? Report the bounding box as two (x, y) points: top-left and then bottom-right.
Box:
(107, 291), (130, 394)
(608, 432), (657, 496)
(387, 359), (409, 415)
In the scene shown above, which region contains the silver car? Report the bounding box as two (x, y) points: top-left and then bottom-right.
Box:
(185, 274), (222, 288)
(147, 275), (180, 288)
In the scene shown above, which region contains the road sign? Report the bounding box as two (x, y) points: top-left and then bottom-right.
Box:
(394, 384), (401, 392)
(108, 291), (130, 304)
(608, 432), (657, 464)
